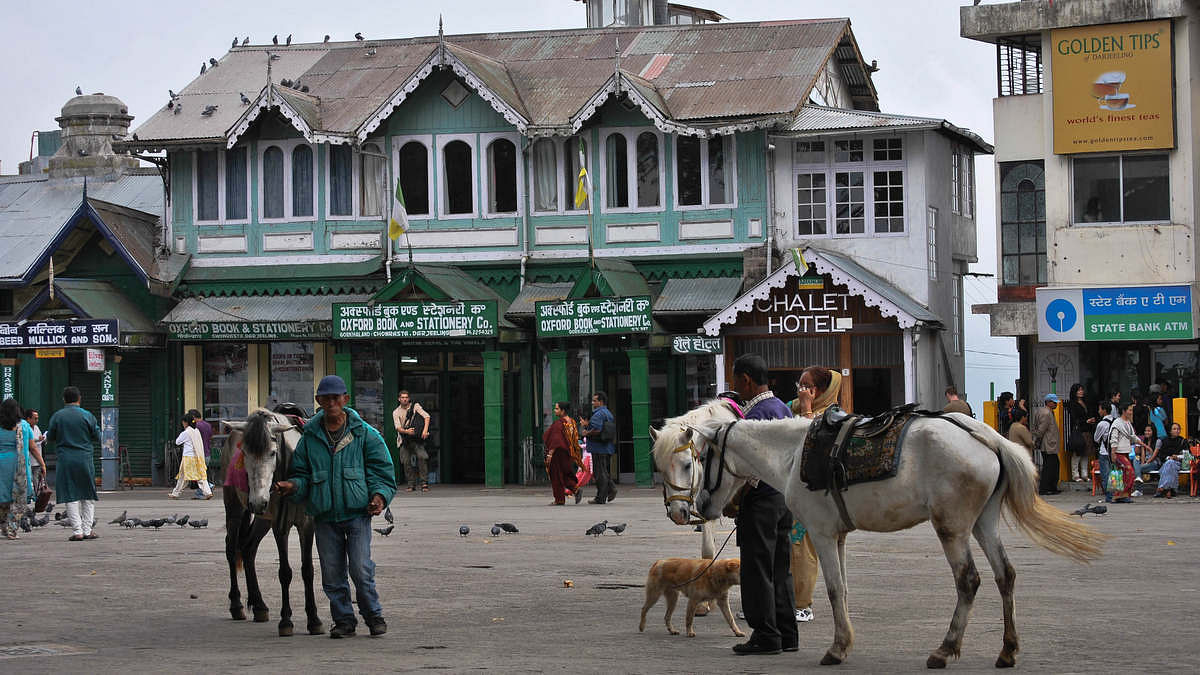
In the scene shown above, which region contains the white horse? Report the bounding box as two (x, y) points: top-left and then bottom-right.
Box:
(650, 401), (1106, 668)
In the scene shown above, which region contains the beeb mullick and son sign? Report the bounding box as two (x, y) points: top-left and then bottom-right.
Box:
(0, 319), (119, 348)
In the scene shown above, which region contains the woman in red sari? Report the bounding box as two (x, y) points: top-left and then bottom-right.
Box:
(543, 402), (580, 505)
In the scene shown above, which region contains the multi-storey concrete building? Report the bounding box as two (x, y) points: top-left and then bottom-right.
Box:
(962, 0), (1198, 431)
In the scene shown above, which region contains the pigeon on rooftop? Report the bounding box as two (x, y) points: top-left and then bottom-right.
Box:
(232, 37), (239, 48)
(240, 92), (251, 105)
(242, 37), (250, 46)
(273, 35), (279, 45)
(286, 34), (292, 45)
(169, 89), (178, 99)
(200, 63), (206, 74)
(201, 104), (218, 116)
(324, 35), (330, 43)
(75, 86), (82, 95)
(209, 58), (219, 67)
(355, 32), (364, 41)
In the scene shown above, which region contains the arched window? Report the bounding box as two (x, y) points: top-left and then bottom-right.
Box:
(328, 144), (353, 216)
(224, 146), (248, 220)
(444, 140), (473, 215)
(605, 132), (628, 208)
(487, 138), (518, 214)
(532, 138), (557, 212)
(398, 141), (429, 216)
(291, 145), (313, 217)
(636, 131), (660, 207)
(263, 145), (285, 219)
(360, 142), (385, 218)
(999, 161), (1046, 286)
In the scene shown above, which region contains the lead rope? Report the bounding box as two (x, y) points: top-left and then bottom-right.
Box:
(669, 524), (738, 590)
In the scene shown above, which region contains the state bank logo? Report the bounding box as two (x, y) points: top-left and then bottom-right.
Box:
(1035, 288), (1084, 342)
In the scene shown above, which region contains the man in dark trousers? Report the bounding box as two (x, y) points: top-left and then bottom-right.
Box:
(728, 354), (797, 655)
(581, 391), (616, 504)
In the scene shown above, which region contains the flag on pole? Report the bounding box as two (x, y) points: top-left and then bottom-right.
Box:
(574, 137), (589, 209)
(790, 247), (809, 272)
(389, 177), (408, 240)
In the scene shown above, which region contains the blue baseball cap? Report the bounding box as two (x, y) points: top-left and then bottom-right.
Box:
(1044, 393), (1060, 403)
(315, 375), (348, 397)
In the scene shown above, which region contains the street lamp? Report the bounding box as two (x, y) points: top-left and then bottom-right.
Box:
(1047, 366), (1058, 396)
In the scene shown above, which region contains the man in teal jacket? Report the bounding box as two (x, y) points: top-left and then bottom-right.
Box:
(276, 375), (396, 638)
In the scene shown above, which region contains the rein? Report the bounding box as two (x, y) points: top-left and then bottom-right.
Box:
(670, 525), (739, 590)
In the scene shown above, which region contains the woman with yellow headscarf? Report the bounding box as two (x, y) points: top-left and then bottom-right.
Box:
(785, 366), (842, 623)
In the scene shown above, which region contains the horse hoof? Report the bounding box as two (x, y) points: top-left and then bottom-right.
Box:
(927, 654), (948, 669)
(995, 655), (1016, 668)
(820, 652), (843, 666)
(231, 608), (246, 621)
(253, 609), (270, 623)
(278, 625), (293, 637)
(308, 623), (325, 636)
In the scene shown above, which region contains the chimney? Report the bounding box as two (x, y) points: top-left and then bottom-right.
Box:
(653, 0), (669, 24)
(48, 92), (139, 180)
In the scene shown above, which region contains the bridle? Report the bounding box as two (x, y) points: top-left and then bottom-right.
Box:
(658, 396), (748, 520)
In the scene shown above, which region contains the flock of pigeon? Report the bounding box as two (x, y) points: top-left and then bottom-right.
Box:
(108, 509), (209, 530)
(450, 520), (628, 539)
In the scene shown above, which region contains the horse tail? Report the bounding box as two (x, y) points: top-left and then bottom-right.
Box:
(953, 415), (1107, 564)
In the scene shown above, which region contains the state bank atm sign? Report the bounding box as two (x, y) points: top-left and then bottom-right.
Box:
(1036, 285), (1194, 342)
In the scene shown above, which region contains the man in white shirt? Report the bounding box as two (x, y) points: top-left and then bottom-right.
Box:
(24, 408), (48, 496)
(392, 391), (431, 492)
(1093, 401), (1115, 503)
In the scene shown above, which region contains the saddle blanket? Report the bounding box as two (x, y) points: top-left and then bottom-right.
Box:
(800, 413), (915, 491)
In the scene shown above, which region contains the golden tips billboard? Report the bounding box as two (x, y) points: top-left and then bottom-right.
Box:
(1051, 19), (1174, 154)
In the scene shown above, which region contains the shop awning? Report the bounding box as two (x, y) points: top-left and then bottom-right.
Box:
(569, 258), (651, 298)
(506, 282), (574, 318)
(17, 278), (160, 334)
(703, 246), (940, 335)
(182, 253), (383, 296)
(373, 264), (516, 329)
(654, 277), (743, 314)
(160, 292), (374, 340)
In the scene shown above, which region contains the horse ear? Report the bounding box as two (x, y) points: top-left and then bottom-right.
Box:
(648, 426), (658, 442)
(269, 423), (293, 434)
(685, 423), (717, 444)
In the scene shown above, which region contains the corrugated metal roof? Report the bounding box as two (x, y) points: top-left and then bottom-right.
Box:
(53, 279), (159, 332)
(783, 105), (994, 154)
(0, 174), (164, 284)
(131, 19), (869, 146)
(590, 258), (651, 298)
(653, 276), (743, 313)
(807, 247), (940, 325)
(160, 292), (374, 324)
(506, 282), (573, 316)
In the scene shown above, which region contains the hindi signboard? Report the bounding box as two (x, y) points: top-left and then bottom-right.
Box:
(333, 301), (499, 339)
(1051, 20), (1174, 154)
(0, 363), (15, 401)
(535, 296), (653, 338)
(1037, 284), (1194, 342)
(86, 348), (105, 372)
(166, 321), (331, 341)
(671, 335), (722, 355)
(0, 319), (119, 349)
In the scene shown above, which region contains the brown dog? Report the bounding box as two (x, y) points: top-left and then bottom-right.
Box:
(639, 557), (743, 638)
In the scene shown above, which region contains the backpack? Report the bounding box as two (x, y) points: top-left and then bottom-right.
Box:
(1094, 416), (1115, 450)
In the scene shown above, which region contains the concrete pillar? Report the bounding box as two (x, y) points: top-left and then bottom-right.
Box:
(100, 353), (119, 491)
(483, 351), (504, 488)
(627, 348), (651, 486)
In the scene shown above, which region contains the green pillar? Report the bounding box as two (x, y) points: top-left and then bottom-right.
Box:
(517, 346), (535, 484)
(334, 350), (353, 404)
(99, 352), (119, 491)
(482, 350), (504, 488)
(627, 348), (651, 486)
(665, 355), (681, 419)
(548, 350), (568, 408)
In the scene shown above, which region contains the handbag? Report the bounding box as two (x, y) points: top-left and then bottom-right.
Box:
(1106, 467), (1125, 494)
(34, 482), (52, 513)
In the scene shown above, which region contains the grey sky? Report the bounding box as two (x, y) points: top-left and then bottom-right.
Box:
(0, 0), (1017, 403)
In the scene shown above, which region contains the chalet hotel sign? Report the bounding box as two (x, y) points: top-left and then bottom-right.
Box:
(747, 274), (885, 335)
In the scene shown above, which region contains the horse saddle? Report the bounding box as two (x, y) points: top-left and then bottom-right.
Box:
(800, 403), (918, 493)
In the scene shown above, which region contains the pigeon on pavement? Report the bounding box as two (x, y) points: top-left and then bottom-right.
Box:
(607, 522), (627, 535)
(54, 511), (65, 521)
(585, 520), (608, 537)
(374, 525), (394, 537)
(458, 525), (470, 537)
(495, 523), (519, 534)
(109, 510), (128, 525)
(197, 518), (208, 528)
(490, 525), (502, 536)
(384, 506), (394, 524)
(1074, 503), (1109, 517)
(176, 515), (190, 527)
(19, 515), (32, 533)
(189, 520), (203, 529)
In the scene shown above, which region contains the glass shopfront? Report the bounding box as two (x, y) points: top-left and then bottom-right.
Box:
(203, 343), (248, 420)
(268, 342), (315, 412)
(351, 342), (384, 431)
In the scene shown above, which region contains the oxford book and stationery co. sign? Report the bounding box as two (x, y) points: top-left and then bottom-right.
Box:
(1051, 19), (1174, 154)
(535, 296), (653, 338)
(167, 321), (331, 341)
(333, 301), (499, 339)
(1037, 285), (1194, 342)
(0, 319), (120, 348)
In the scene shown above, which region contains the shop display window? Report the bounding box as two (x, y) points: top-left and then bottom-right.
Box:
(203, 343), (248, 421)
(351, 342), (384, 432)
(268, 342), (314, 414)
